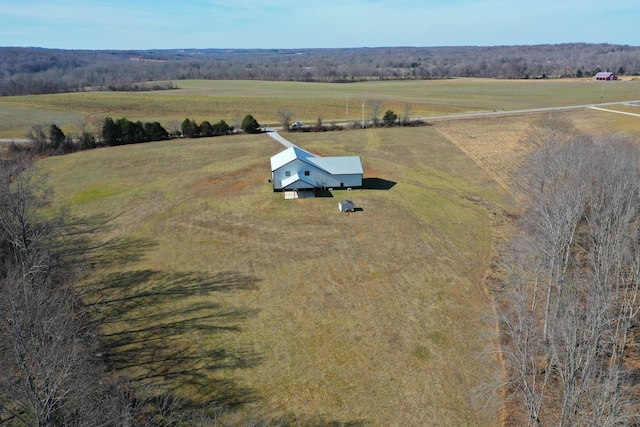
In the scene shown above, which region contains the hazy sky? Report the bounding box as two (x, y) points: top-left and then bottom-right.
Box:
(1, 0), (638, 50)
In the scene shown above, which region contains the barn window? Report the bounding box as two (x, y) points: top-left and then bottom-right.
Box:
(285, 171), (291, 177)
(304, 170), (310, 176)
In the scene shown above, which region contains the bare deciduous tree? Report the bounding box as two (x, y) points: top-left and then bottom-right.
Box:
(277, 108), (295, 132)
(25, 124), (48, 153)
(401, 103), (412, 126)
(87, 114), (105, 144)
(0, 158), (133, 426)
(498, 120), (640, 426)
(0, 144), (274, 427)
(166, 118), (182, 137)
(0, 155), (53, 270)
(366, 99), (384, 127)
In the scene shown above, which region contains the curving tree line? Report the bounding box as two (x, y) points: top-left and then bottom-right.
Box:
(497, 116), (640, 426)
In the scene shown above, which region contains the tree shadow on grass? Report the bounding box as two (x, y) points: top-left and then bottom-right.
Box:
(57, 213), (158, 270)
(61, 213), (369, 424)
(60, 214), (262, 410)
(85, 269), (262, 408)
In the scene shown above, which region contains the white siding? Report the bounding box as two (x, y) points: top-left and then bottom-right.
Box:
(270, 147), (363, 191)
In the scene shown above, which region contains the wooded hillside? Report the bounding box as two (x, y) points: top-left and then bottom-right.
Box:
(1, 43), (639, 95)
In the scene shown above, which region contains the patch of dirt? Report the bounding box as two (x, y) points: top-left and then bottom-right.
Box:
(194, 165), (270, 196)
(223, 175), (267, 194)
(196, 177), (223, 186)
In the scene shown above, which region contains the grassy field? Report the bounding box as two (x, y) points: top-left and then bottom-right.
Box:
(1, 78), (638, 139)
(433, 107), (640, 202)
(18, 78), (640, 425)
(41, 125), (511, 425)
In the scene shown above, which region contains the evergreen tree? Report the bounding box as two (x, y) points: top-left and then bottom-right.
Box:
(241, 114), (261, 134)
(213, 120), (232, 135)
(199, 120), (214, 137)
(382, 109), (398, 127)
(49, 124), (66, 149)
(144, 122), (168, 141)
(181, 118), (198, 138)
(101, 117), (120, 145)
(78, 131), (96, 149)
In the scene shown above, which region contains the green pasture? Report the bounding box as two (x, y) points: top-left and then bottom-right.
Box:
(40, 126), (510, 425)
(0, 78), (637, 138)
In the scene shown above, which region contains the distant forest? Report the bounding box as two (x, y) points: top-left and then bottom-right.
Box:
(1, 43), (639, 96)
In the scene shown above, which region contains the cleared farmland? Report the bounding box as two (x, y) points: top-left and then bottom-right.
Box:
(15, 78), (640, 425)
(40, 125), (511, 426)
(1, 78), (639, 139)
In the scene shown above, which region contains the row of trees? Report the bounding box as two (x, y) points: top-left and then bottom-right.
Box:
(102, 114), (260, 143)
(1, 44), (639, 95)
(277, 101), (414, 132)
(180, 118), (233, 138)
(0, 155), (129, 425)
(102, 117), (169, 146)
(28, 104), (405, 153)
(21, 114), (262, 155)
(497, 116), (640, 425)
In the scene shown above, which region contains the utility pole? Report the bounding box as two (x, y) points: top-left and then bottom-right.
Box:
(346, 94), (348, 121)
(362, 100), (365, 129)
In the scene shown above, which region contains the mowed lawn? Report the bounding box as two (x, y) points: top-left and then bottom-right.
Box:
(41, 126), (511, 425)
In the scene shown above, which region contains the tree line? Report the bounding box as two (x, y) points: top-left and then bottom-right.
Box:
(1, 43), (639, 95)
(16, 115), (265, 156)
(0, 154), (277, 425)
(18, 101), (417, 157)
(496, 116), (640, 426)
(0, 155), (140, 425)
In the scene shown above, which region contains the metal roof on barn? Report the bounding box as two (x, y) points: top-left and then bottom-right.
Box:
(310, 156), (363, 175)
(270, 146), (363, 175)
(281, 173), (317, 189)
(270, 146), (315, 171)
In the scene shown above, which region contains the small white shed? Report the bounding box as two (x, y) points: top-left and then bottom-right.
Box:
(339, 199), (355, 212)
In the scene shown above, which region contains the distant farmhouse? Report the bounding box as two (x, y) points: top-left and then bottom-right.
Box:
(595, 71), (618, 81)
(270, 146), (363, 197)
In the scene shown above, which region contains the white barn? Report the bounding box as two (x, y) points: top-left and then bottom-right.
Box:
(270, 146), (363, 192)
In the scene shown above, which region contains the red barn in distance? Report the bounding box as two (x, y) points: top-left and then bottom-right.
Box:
(595, 71), (618, 80)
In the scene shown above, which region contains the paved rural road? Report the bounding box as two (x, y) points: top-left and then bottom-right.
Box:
(2, 101), (637, 145)
(265, 101), (639, 148)
(413, 100), (638, 122)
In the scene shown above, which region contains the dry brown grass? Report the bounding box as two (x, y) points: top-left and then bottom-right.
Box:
(40, 126), (511, 426)
(432, 109), (640, 426)
(33, 82), (640, 425)
(433, 108), (640, 203)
